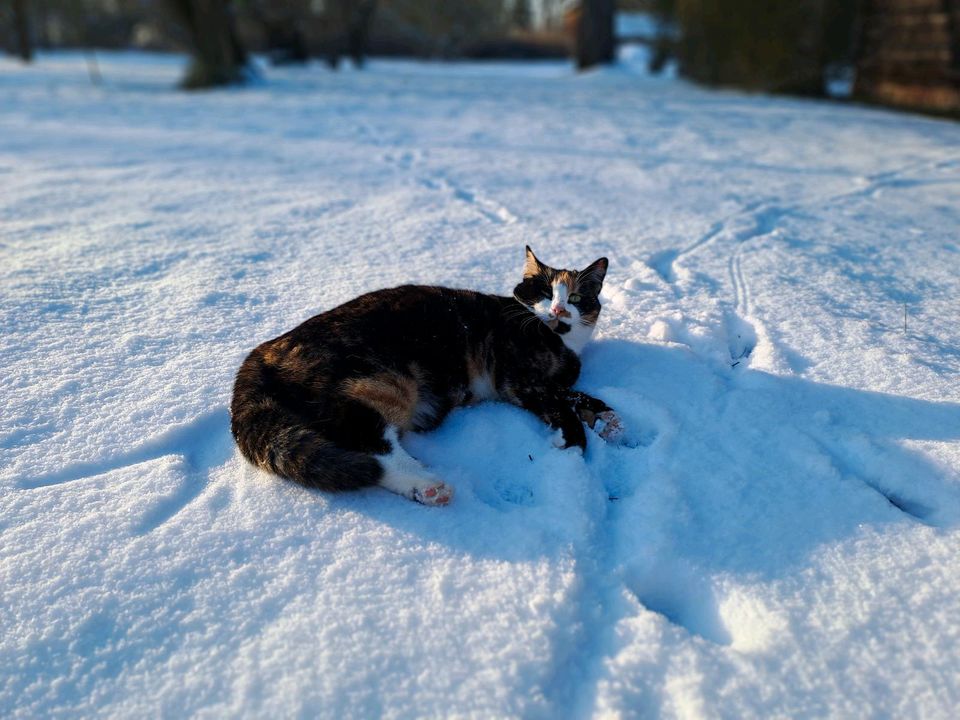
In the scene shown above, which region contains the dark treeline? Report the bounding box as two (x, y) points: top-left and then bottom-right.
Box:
(0, 1), (585, 81)
(651, 0), (959, 115)
(4, 0), (955, 115)
(656, 0), (858, 96)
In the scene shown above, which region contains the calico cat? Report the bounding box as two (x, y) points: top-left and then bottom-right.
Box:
(230, 246), (625, 506)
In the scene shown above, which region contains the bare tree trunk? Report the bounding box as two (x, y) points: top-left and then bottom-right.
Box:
(575, 0), (615, 70)
(346, 0), (377, 68)
(163, 0), (248, 88)
(326, 0), (377, 69)
(12, 0), (33, 62)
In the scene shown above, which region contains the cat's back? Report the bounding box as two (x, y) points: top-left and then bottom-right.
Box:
(289, 284), (500, 344)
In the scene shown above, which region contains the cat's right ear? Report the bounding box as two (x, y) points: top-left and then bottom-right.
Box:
(524, 245), (543, 278)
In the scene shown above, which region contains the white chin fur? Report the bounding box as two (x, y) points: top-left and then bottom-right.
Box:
(530, 300), (594, 355)
(559, 319), (595, 354)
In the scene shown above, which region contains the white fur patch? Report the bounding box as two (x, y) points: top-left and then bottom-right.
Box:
(532, 297), (553, 321)
(560, 320), (596, 355)
(377, 427), (453, 505)
(469, 371), (497, 401)
(528, 284), (596, 355)
(552, 282), (569, 309)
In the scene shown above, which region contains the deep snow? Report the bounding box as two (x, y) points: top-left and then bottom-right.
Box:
(2, 52), (960, 719)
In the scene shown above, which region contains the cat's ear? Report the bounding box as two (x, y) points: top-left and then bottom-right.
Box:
(523, 245), (544, 278)
(579, 257), (608, 291)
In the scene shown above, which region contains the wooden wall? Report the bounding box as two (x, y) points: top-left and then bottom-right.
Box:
(855, 0), (960, 113)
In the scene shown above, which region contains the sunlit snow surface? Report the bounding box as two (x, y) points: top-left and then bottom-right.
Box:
(2, 52), (960, 718)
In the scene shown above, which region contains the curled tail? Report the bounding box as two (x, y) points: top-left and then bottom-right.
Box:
(230, 356), (382, 491)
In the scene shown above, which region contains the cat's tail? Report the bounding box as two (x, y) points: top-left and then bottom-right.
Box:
(230, 362), (382, 491)
(231, 400), (383, 490)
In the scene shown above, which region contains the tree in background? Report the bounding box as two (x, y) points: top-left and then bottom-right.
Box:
(669, 0), (857, 95)
(11, 0), (33, 62)
(240, 0), (377, 69)
(374, 0), (507, 58)
(511, 0), (532, 31)
(574, 0), (615, 70)
(324, 0), (378, 69)
(245, 0), (310, 66)
(162, 0), (248, 88)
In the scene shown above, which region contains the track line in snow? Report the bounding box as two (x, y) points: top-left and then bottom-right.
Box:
(381, 145), (519, 225)
(648, 201), (767, 287)
(840, 463), (935, 526)
(419, 175), (519, 225)
(627, 565), (732, 645)
(538, 417), (665, 715)
(654, 153), (960, 302)
(540, 391), (697, 716)
(805, 432), (939, 526)
(712, 156), (960, 363)
(16, 409), (233, 512)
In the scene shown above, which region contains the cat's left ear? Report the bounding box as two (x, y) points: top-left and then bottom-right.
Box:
(523, 245), (545, 278)
(580, 257), (609, 290)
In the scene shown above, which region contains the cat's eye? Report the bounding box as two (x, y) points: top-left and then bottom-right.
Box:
(569, 293), (582, 303)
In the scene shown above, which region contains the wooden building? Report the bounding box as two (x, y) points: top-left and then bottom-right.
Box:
(855, 0), (960, 114)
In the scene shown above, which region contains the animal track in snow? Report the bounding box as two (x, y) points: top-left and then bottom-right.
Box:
(647, 248), (681, 285)
(565, 338), (960, 699)
(419, 176), (518, 225)
(494, 476), (536, 507)
(18, 409), (234, 534)
(647, 200), (771, 288)
(628, 563), (732, 645)
(381, 147), (518, 225)
(725, 312), (758, 367)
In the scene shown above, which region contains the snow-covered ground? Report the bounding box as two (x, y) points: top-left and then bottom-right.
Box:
(2, 51), (960, 718)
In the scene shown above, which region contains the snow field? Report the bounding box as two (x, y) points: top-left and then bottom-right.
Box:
(2, 51), (960, 718)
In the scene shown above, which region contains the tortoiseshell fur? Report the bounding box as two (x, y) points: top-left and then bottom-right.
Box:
(230, 248), (615, 501)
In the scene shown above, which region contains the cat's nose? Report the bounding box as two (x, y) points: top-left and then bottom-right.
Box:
(551, 304), (570, 318)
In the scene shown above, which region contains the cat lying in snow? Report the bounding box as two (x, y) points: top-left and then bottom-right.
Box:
(230, 247), (626, 506)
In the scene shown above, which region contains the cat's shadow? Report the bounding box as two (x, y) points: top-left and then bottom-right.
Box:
(339, 339), (960, 584)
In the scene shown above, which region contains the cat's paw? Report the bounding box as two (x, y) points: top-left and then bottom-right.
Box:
(594, 410), (627, 444)
(412, 480), (454, 507)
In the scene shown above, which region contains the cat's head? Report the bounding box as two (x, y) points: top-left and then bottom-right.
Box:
(512, 246), (608, 354)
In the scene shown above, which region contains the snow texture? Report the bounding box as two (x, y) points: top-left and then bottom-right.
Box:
(2, 52), (960, 718)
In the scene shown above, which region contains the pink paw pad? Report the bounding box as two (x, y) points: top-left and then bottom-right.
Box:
(413, 481), (453, 507)
(596, 411), (626, 444)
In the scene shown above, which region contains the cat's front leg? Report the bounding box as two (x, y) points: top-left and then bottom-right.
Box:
(566, 390), (626, 444)
(513, 388), (586, 451)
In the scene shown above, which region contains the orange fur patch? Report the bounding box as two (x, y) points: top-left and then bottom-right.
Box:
(341, 373), (419, 428)
(555, 270), (577, 291)
(523, 249), (542, 278)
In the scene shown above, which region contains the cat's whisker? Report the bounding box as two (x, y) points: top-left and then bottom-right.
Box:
(502, 303), (528, 316)
(502, 308), (531, 323)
